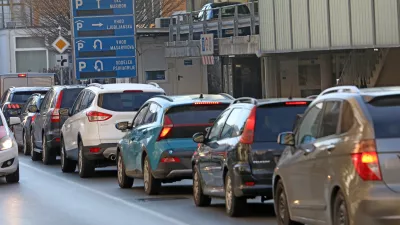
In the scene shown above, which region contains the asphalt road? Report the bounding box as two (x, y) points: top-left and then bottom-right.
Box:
(0, 154), (278, 225)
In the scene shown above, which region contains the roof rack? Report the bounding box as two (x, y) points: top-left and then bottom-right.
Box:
(231, 97), (258, 105)
(219, 93), (235, 100)
(88, 83), (104, 89)
(318, 86), (360, 97)
(154, 95), (173, 102)
(147, 82), (160, 88)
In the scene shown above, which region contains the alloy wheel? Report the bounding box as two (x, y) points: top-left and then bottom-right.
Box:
(278, 191), (287, 223)
(338, 201), (347, 225)
(193, 170), (200, 201)
(30, 134), (34, 157)
(117, 154), (123, 184)
(144, 160), (149, 191)
(23, 133), (27, 154)
(225, 176), (233, 211)
(42, 135), (46, 163)
(61, 144), (65, 169)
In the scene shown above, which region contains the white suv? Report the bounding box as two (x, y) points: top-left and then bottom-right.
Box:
(1, 115), (21, 183)
(60, 83), (165, 178)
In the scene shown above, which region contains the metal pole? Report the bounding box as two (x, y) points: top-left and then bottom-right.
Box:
(60, 68), (64, 85)
(1, 0), (5, 28)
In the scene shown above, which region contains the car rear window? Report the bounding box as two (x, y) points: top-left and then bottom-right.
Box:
(366, 95), (400, 138)
(166, 104), (229, 125)
(61, 88), (84, 108)
(254, 103), (309, 142)
(98, 92), (163, 112)
(11, 91), (48, 103)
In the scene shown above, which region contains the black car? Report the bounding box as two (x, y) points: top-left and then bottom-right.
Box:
(30, 85), (85, 164)
(1, 87), (50, 124)
(191, 97), (311, 217)
(13, 94), (45, 155)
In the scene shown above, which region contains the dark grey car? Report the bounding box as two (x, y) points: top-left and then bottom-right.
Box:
(30, 85), (84, 164)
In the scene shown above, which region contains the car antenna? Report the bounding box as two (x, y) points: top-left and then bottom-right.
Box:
(288, 83), (293, 100)
(199, 93), (204, 99)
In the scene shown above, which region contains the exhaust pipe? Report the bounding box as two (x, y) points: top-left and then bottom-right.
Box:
(110, 154), (116, 161)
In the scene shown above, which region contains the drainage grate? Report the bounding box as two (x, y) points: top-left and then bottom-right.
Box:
(135, 197), (189, 202)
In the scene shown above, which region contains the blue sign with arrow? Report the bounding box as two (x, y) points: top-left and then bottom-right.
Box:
(73, 15), (134, 38)
(76, 57), (136, 79)
(72, 0), (134, 17)
(74, 37), (135, 58)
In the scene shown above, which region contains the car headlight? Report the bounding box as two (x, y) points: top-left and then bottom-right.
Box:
(0, 136), (13, 151)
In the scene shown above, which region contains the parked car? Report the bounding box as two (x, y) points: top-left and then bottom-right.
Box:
(191, 97), (312, 217)
(30, 85), (85, 164)
(197, 2), (250, 21)
(1, 87), (49, 124)
(60, 83), (166, 178)
(0, 114), (21, 183)
(13, 93), (45, 155)
(116, 93), (234, 195)
(274, 86), (400, 225)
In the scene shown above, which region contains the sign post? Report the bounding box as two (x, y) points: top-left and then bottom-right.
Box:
(71, 0), (136, 80)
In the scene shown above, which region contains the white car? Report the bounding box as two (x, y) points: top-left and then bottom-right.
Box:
(60, 83), (165, 178)
(0, 115), (21, 183)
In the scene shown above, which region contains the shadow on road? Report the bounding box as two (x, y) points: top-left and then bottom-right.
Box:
(209, 203), (276, 218)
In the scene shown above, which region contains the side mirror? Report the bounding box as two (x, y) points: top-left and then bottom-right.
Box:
(28, 105), (38, 113)
(59, 108), (69, 116)
(205, 127), (211, 133)
(9, 117), (21, 126)
(115, 121), (130, 131)
(193, 132), (205, 144)
(277, 132), (295, 146)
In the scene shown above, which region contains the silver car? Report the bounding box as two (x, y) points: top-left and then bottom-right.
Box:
(273, 86), (400, 225)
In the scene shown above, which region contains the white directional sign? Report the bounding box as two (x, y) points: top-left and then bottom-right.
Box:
(56, 54), (69, 67)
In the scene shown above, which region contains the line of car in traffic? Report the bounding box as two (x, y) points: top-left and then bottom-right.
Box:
(2, 84), (400, 225)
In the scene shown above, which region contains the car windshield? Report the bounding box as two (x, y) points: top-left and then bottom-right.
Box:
(366, 95), (400, 138)
(98, 92), (164, 112)
(167, 104), (229, 125)
(11, 91), (48, 103)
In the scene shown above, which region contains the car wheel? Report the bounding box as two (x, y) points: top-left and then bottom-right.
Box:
(60, 139), (76, 173)
(333, 190), (349, 225)
(30, 133), (41, 161)
(225, 171), (246, 217)
(42, 134), (56, 165)
(23, 130), (31, 155)
(275, 180), (303, 225)
(78, 141), (95, 178)
(193, 167), (211, 207)
(143, 156), (161, 195)
(117, 151), (134, 188)
(5, 166), (20, 183)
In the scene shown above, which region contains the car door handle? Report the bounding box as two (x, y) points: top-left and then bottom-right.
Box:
(323, 145), (336, 152)
(303, 148), (312, 155)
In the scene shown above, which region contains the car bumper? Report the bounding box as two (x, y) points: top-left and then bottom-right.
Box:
(152, 150), (194, 180)
(0, 145), (19, 176)
(46, 131), (61, 152)
(82, 143), (117, 161)
(232, 162), (273, 198)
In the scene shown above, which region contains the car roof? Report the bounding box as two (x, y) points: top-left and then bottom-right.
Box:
(315, 86), (400, 102)
(86, 83), (165, 94)
(150, 94), (234, 107)
(9, 87), (50, 92)
(211, 2), (243, 7)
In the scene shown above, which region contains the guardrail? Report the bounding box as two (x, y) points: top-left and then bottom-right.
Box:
(167, 1), (259, 42)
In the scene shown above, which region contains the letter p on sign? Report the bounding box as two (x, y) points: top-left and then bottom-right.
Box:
(76, 0), (83, 8)
(78, 62), (86, 72)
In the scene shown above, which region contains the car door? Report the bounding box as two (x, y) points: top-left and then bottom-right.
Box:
(281, 102), (324, 220)
(124, 104), (149, 173)
(33, 90), (53, 148)
(199, 108), (232, 187)
(63, 91), (85, 152)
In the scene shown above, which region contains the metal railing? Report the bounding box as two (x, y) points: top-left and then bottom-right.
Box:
(167, 1), (259, 42)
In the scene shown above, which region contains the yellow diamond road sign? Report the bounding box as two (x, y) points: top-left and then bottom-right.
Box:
(52, 36), (70, 54)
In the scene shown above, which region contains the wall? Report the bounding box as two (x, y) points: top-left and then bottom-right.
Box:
(0, 30), (12, 73)
(376, 48), (400, 86)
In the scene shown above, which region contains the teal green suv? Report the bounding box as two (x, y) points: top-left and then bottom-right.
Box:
(115, 94), (233, 195)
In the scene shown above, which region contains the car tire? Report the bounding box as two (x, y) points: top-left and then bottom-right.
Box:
(5, 166), (20, 183)
(60, 138), (76, 173)
(225, 171), (246, 217)
(42, 134), (56, 165)
(275, 180), (303, 225)
(23, 130), (31, 155)
(333, 190), (349, 225)
(143, 156), (161, 195)
(78, 141), (95, 178)
(193, 167), (211, 207)
(117, 151), (134, 188)
(30, 133), (41, 161)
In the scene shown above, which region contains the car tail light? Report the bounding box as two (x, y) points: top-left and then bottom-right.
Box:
(160, 157), (180, 163)
(245, 182), (255, 186)
(240, 107), (257, 144)
(18, 73), (27, 77)
(6, 104), (20, 109)
(157, 115), (173, 141)
(285, 101), (308, 106)
(51, 91), (63, 123)
(86, 111), (112, 122)
(194, 102), (221, 105)
(31, 114), (37, 123)
(123, 90), (143, 93)
(89, 147), (101, 153)
(351, 139), (382, 181)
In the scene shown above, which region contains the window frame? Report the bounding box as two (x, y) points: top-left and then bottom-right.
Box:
(295, 101), (325, 147)
(207, 108), (232, 142)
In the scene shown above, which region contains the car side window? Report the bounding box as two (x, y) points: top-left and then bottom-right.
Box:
(296, 102), (324, 145)
(143, 103), (159, 125)
(71, 91), (85, 115)
(0, 90), (8, 104)
(320, 101), (341, 138)
(40, 90), (53, 112)
(208, 109), (232, 142)
(79, 91), (95, 111)
(21, 98), (33, 113)
(133, 105), (150, 127)
(340, 101), (355, 133)
(220, 108), (248, 139)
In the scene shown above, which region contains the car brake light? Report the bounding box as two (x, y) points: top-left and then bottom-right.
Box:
(240, 107), (256, 144)
(123, 90), (143, 93)
(18, 73), (27, 77)
(245, 182), (255, 186)
(157, 115), (173, 141)
(86, 111), (112, 122)
(6, 104), (20, 109)
(194, 102), (221, 105)
(160, 157), (180, 163)
(31, 114), (37, 122)
(351, 139), (382, 181)
(89, 147), (101, 153)
(51, 91), (63, 123)
(285, 101), (308, 105)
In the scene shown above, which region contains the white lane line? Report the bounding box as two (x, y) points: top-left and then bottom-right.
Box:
(20, 162), (191, 225)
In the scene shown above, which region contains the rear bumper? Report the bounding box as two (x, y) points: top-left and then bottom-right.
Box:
(0, 145), (19, 177)
(82, 143), (117, 161)
(232, 162), (273, 198)
(152, 150), (194, 180)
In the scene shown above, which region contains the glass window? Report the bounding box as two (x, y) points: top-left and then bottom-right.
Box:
(40, 90), (53, 112)
(366, 95), (400, 138)
(208, 109), (232, 142)
(1, 91), (9, 104)
(11, 91), (48, 103)
(71, 92), (85, 115)
(133, 105), (150, 127)
(220, 108), (249, 139)
(21, 97), (34, 113)
(61, 88), (84, 109)
(340, 101), (354, 133)
(320, 101), (341, 137)
(296, 103), (324, 145)
(16, 50), (47, 73)
(16, 37), (46, 48)
(98, 92), (162, 112)
(143, 103), (159, 125)
(166, 104), (229, 125)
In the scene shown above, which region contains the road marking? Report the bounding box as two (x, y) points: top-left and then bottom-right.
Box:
(20, 162), (191, 225)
